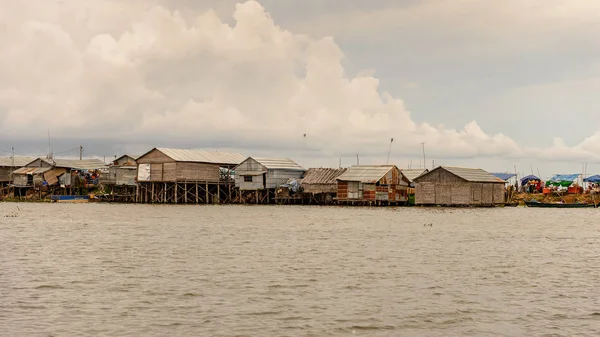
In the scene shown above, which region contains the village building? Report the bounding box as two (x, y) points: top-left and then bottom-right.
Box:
(414, 166), (505, 206)
(12, 157), (107, 198)
(135, 148), (246, 204)
(234, 157), (305, 204)
(98, 154), (139, 202)
(297, 168), (347, 204)
(113, 154), (139, 167)
(0, 156), (35, 187)
(336, 165), (409, 205)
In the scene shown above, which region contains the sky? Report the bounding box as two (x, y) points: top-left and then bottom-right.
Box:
(0, 0), (599, 178)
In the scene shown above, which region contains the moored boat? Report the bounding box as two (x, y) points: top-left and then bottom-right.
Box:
(50, 195), (90, 203)
(525, 201), (595, 208)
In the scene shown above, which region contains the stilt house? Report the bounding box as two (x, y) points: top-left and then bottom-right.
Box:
(414, 166), (505, 206)
(0, 156), (35, 186)
(135, 148), (246, 204)
(336, 165), (409, 205)
(235, 157), (305, 190)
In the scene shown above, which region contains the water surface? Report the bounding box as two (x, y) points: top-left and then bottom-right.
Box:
(1, 203), (599, 336)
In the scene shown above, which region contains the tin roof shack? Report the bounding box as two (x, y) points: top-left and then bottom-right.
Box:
(12, 158), (106, 195)
(401, 169), (428, 188)
(136, 148), (245, 183)
(0, 156), (35, 186)
(414, 166), (505, 206)
(336, 165), (409, 206)
(135, 148), (246, 204)
(113, 154), (138, 167)
(235, 157), (305, 191)
(295, 168), (347, 205)
(101, 154), (139, 186)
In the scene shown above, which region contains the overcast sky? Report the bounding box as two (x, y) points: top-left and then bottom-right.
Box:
(1, 0), (599, 177)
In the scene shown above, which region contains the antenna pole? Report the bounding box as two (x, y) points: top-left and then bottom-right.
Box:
(421, 142), (426, 170)
(79, 145), (83, 160)
(10, 147), (14, 182)
(386, 138), (394, 164)
(356, 154), (359, 165)
(302, 133), (306, 167)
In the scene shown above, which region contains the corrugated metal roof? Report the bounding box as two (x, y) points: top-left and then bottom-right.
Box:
(13, 167), (52, 175)
(336, 165), (397, 183)
(0, 156), (36, 167)
(156, 148), (246, 165)
(420, 166), (504, 183)
(252, 157), (305, 171)
(401, 169), (428, 182)
(302, 168), (347, 185)
(38, 158), (107, 170)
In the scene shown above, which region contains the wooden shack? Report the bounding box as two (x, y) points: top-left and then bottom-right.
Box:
(336, 165), (409, 205)
(0, 156), (35, 186)
(414, 166), (505, 206)
(113, 154), (138, 167)
(297, 168), (347, 204)
(135, 148), (246, 204)
(234, 157), (305, 203)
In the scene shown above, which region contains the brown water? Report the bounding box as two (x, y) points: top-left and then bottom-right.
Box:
(1, 203), (600, 336)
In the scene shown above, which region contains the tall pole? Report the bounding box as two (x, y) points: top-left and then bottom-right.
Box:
(421, 142), (426, 169)
(301, 134), (306, 167)
(386, 138), (394, 165)
(356, 154), (359, 165)
(10, 147), (14, 182)
(79, 145), (83, 160)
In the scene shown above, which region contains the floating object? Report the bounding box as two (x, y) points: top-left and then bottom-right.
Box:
(50, 195), (90, 203)
(525, 201), (595, 208)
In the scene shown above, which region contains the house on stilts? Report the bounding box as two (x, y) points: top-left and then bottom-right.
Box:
(135, 148), (245, 204)
(335, 165), (410, 206)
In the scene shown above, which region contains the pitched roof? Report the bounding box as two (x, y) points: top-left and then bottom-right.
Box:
(252, 157), (305, 171)
(154, 148), (246, 165)
(13, 167), (52, 175)
(0, 156), (36, 167)
(417, 166), (504, 183)
(301, 168), (347, 185)
(401, 168), (428, 182)
(336, 165), (398, 183)
(35, 158), (107, 170)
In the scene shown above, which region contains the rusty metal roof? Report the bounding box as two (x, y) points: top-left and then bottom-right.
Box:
(156, 148), (246, 165)
(13, 167), (52, 175)
(336, 165), (398, 183)
(417, 166), (505, 183)
(0, 156), (36, 167)
(302, 168), (347, 185)
(36, 158), (107, 170)
(252, 157), (305, 171)
(401, 168), (428, 182)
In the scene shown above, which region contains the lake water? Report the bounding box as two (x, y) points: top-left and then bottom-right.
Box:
(1, 203), (600, 336)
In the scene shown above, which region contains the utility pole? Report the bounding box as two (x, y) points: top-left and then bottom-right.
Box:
(356, 154), (359, 165)
(79, 145), (83, 160)
(386, 138), (394, 165)
(421, 142), (426, 170)
(301, 133), (306, 167)
(10, 147), (14, 182)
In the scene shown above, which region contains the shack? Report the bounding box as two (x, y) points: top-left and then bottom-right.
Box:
(336, 165), (409, 205)
(0, 156), (35, 186)
(302, 167), (346, 198)
(401, 168), (428, 188)
(234, 157), (305, 203)
(414, 166), (505, 206)
(135, 148), (246, 204)
(113, 154), (138, 167)
(12, 157), (107, 198)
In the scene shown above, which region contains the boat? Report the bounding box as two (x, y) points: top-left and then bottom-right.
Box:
(525, 201), (595, 208)
(50, 195), (90, 203)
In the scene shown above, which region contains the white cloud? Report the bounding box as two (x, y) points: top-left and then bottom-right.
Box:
(0, 0), (598, 167)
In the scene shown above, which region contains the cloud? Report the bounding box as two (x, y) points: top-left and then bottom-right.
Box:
(0, 0), (597, 166)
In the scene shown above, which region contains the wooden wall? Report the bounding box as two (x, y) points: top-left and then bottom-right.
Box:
(137, 149), (221, 183)
(0, 167), (10, 182)
(415, 168), (505, 205)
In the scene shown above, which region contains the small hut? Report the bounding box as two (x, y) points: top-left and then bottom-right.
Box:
(0, 156), (35, 186)
(298, 168), (347, 204)
(113, 154), (139, 167)
(414, 166), (505, 206)
(336, 165), (409, 205)
(234, 157), (305, 203)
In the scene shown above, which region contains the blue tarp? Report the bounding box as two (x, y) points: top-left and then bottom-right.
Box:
(520, 175), (541, 186)
(492, 173), (516, 181)
(583, 175), (600, 183)
(548, 174), (579, 182)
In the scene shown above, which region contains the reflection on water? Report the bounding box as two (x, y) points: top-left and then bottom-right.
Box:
(1, 203), (600, 336)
